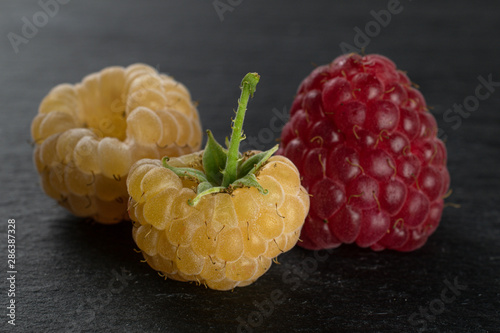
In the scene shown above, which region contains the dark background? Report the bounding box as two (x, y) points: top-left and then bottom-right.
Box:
(1, 1), (499, 332)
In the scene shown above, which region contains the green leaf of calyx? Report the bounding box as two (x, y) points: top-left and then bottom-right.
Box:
(237, 144), (279, 179)
(202, 130), (228, 185)
(162, 157), (209, 184)
(197, 181), (213, 194)
(230, 173), (268, 195)
(188, 186), (226, 206)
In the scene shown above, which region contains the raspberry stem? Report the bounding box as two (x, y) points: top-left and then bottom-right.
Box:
(222, 72), (260, 187)
(161, 72), (277, 206)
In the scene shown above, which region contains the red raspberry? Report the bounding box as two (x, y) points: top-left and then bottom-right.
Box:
(278, 54), (450, 251)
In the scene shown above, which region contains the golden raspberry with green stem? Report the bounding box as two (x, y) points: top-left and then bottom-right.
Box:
(31, 64), (202, 224)
(128, 73), (309, 290)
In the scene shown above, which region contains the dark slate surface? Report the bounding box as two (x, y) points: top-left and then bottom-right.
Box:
(1, 1), (499, 332)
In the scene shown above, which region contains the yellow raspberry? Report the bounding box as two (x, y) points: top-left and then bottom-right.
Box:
(31, 64), (202, 224)
(128, 73), (310, 290)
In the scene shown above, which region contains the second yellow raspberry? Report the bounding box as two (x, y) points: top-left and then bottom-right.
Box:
(31, 64), (202, 224)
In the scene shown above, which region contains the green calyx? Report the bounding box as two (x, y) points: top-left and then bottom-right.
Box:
(162, 72), (278, 206)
